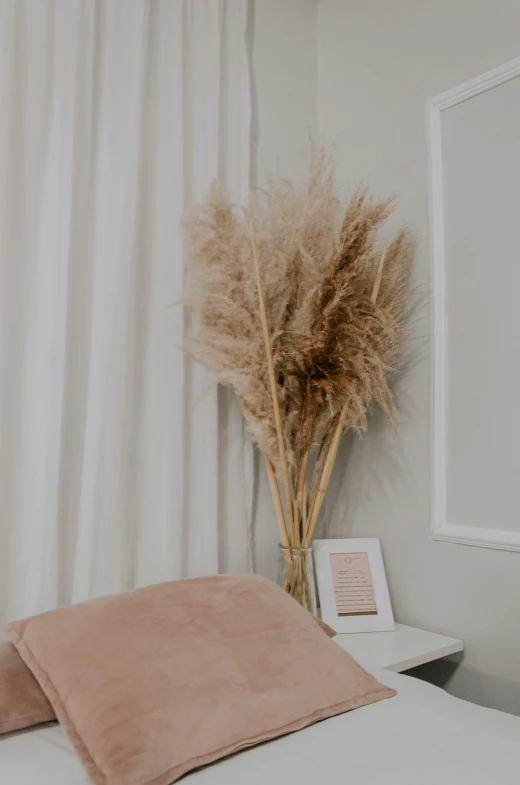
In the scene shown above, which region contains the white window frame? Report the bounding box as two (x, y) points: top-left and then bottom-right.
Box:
(427, 55), (520, 551)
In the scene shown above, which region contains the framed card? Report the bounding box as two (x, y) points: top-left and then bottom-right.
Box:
(313, 538), (394, 633)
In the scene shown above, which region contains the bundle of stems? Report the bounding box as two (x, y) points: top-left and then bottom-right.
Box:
(183, 150), (413, 611)
(259, 242), (389, 610)
(262, 244), (389, 554)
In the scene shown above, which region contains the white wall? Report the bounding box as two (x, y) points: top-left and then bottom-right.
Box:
(317, 0), (520, 714)
(251, 0), (318, 579)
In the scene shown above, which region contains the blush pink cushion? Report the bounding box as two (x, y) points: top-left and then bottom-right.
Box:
(0, 641), (55, 734)
(5, 575), (394, 785)
(0, 604), (330, 740)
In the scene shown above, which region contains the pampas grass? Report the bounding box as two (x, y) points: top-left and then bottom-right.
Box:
(183, 150), (413, 607)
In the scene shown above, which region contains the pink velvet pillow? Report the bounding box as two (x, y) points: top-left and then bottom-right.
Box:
(0, 604), (336, 734)
(0, 640), (55, 734)
(5, 575), (394, 785)
(0, 594), (331, 738)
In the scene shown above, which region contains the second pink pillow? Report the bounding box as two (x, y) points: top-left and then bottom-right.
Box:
(0, 641), (54, 735)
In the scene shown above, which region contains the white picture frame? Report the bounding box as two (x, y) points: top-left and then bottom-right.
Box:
(313, 538), (394, 633)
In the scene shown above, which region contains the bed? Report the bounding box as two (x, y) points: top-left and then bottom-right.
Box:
(2, 667), (518, 785)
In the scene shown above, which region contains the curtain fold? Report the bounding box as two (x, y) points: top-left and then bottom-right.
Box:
(0, 0), (254, 623)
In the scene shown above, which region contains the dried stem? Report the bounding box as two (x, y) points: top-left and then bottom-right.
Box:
(295, 451), (308, 544)
(304, 405), (348, 544)
(371, 245), (388, 304)
(296, 451), (308, 498)
(265, 455), (289, 547)
(249, 220), (294, 537)
(306, 422), (335, 518)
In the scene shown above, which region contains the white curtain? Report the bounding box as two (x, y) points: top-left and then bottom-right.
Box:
(0, 0), (254, 624)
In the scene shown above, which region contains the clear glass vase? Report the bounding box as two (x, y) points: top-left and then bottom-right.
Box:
(277, 544), (317, 616)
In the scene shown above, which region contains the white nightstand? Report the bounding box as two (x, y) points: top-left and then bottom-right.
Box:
(333, 623), (463, 673)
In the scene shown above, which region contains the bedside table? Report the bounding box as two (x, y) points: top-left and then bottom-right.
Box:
(333, 623), (463, 673)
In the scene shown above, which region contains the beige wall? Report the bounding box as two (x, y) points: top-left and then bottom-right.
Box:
(253, 0), (318, 186)
(252, 0), (318, 579)
(317, 0), (520, 714)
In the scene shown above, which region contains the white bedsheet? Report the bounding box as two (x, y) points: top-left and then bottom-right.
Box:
(1, 669), (519, 785)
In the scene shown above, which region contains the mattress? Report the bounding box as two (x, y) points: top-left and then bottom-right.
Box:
(1, 668), (519, 785)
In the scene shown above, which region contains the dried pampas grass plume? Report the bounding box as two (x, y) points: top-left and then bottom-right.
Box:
(182, 149), (414, 567)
